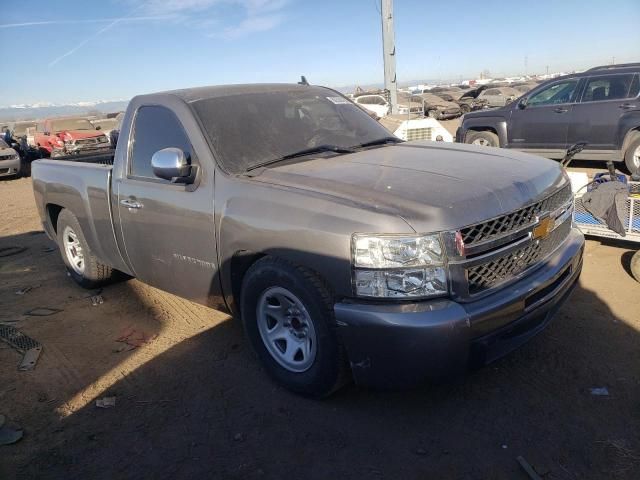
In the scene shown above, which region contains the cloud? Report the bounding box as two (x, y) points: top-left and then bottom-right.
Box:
(142, 0), (289, 39)
(47, 3), (163, 67)
(216, 13), (284, 39)
(0, 16), (174, 29)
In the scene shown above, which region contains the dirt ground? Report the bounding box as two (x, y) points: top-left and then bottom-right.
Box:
(1, 170), (639, 479)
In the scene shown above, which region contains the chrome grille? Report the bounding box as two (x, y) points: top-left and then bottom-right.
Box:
(460, 184), (573, 246)
(405, 127), (432, 141)
(75, 138), (99, 146)
(466, 219), (572, 294)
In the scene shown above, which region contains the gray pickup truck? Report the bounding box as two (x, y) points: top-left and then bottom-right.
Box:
(32, 84), (584, 396)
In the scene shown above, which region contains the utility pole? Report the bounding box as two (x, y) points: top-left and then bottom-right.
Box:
(381, 0), (398, 114)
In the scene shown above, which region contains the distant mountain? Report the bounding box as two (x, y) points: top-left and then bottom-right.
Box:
(0, 100), (130, 123)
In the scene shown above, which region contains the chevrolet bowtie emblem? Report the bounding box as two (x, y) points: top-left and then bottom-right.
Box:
(532, 216), (555, 240)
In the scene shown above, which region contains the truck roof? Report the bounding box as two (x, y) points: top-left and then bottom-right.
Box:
(135, 83), (328, 104)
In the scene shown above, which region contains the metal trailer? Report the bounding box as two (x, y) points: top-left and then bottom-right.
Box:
(573, 180), (640, 281)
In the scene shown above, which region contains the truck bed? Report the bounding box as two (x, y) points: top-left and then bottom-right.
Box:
(50, 149), (115, 165)
(31, 158), (129, 273)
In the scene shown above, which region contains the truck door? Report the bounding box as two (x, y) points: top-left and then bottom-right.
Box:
(567, 73), (640, 152)
(507, 78), (580, 155)
(115, 105), (220, 307)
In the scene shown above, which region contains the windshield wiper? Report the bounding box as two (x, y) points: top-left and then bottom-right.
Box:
(352, 136), (403, 149)
(244, 144), (355, 172)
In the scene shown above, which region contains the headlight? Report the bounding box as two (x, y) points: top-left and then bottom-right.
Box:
(352, 234), (447, 299)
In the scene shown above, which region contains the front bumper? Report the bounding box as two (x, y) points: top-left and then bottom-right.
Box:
(334, 228), (584, 388)
(0, 157), (20, 177)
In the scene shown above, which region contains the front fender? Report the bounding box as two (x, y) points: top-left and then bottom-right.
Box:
(460, 116), (509, 147)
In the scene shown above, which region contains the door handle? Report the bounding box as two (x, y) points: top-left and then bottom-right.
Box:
(120, 198), (143, 209)
(553, 107), (568, 114)
(619, 103), (635, 110)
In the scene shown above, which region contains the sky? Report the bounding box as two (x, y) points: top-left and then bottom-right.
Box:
(1, 0), (639, 105)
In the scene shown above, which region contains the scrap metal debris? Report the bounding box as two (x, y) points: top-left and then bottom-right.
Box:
(0, 415), (24, 446)
(90, 295), (104, 306)
(96, 396), (116, 409)
(15, 285), (38, 295)
(0, 324), (42, 371)
(590, 387), (610, 396)
(115, 326), (157, 350)
(516, 456), (543, 480)
(41, 246), (57, 253)
(0, 246), (27, 258)
(24, 307), (62, 317)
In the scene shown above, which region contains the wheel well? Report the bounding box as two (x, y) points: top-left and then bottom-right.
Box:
(465, 127), (498, 142)
(622, 127), (640, 154)
(46, 204), (64, 233)
(230, 250), (266, 315)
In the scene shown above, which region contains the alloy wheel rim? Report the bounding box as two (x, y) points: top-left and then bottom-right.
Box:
(63, 226), (85, 274)
(633, 145), (640, 169)
(472, 138), (491, 146)
(256, 286), (317, 373)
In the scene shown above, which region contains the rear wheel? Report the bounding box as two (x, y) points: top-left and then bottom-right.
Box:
(466, 130), (499, 147)
(427, 109), (440, 120)
(624, 134), (640, 177)
(631, 250), (640, 283)
(56, 209), (119, 289)
(240, 257), (349, 397)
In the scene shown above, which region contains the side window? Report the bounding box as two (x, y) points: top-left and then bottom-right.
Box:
(130, 106), (192, 180)
(581, 74), (636, 102)
(356, 96), (371, 105)
(374, 96), (387, 105)
(528, 80), (578, 106)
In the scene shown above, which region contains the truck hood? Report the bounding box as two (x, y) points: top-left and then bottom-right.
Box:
(463, 105), (508, 119)
(253, 142), (567, 232)
(57, 130), (106, 141)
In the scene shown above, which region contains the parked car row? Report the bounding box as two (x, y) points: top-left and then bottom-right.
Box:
(0, 113), (125, 178)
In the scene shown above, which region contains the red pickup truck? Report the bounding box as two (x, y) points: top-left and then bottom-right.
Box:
(35, 117), (111, 158)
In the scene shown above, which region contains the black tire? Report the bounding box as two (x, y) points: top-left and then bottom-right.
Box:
(56, 209), (118, 289)
(240, 256), (349, 397)
(427, 109), (440, 120)
(460, 104), (471, 114)
(623, 133), (640, 177)
(631, 250), (640, 283)
(466, 130), (499, 147)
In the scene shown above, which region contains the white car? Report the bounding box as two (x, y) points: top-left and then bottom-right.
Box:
(0, 139), (21, 178)
(353, 94), (390, 118)
(354, 94), (424, 118)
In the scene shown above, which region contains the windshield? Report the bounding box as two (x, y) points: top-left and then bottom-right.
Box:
(50, 118), (95, 132)
(191, 86), (392, 173)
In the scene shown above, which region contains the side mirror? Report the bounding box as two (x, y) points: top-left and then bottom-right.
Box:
(151, 147), (194, 183)
(517, 98), (528, 110)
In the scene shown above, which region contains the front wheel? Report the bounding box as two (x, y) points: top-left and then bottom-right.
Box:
(466, 130), (499, 147)
(240, 257), (349, 397)
(56, 209), (120, 289)
(427, 109), (440, 119)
